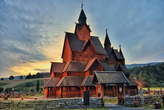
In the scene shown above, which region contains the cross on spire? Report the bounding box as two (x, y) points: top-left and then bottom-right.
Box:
(119, 44), (121, 48)
(81, 1), (83, 9)
(106, 29), (108, 33)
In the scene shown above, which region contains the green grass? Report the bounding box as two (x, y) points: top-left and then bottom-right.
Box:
(0, 83), (9, 86)
(13, 79), (43, 91)
(20, 94), (43, 98)
(60, 107), (108, 110)
(104, 97), (117, 104)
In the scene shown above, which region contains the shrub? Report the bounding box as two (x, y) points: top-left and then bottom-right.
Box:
(5, 88), (12, 93)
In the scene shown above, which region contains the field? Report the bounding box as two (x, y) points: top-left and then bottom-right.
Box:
(143, 87), (164, 91)
(0, 78), (45, 89)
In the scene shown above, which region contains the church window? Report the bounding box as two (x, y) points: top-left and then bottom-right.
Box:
(80, 54), (81, 57)
(86, 55), (87, 57)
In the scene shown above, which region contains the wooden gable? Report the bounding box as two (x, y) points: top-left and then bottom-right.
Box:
(75, 23), (91, 41)
(62, 34), (72, 63)
(72, 39), (104, 61)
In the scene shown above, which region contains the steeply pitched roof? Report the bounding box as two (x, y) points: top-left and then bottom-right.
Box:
(128, 79), (138, 86)
(95, 71), (129, 84)
(105, 48), (112, 58)
(44, 77), (61, 87)
(78, 9), (87, 21)
(56, 76), (84, 87)
(81, 75), (94, 86)
(51, 62), (65, 73)
(114, 49), (124, 60)
(90, 36), (106, 54)
(44, 78), (51, 87)
(105, 47), (124, 60)
(100, 62), (114, 71)
(66, 32), (85, 52)
(63, 60), (88, 72)
(120, 65), (131, 75)
(104, 32), (111, 45)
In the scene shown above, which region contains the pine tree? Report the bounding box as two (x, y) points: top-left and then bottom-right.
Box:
(36, 80), (39, 92)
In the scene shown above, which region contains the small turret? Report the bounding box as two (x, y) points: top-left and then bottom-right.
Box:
(78, 3), (87, 25)
(104, 29), (111, 51)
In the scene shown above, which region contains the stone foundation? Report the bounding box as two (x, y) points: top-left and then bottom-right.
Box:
(0, 97), (102, 110)
(125, 95), (162, 106)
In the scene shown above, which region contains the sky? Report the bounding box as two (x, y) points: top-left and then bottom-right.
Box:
(0, 0), (164, 77)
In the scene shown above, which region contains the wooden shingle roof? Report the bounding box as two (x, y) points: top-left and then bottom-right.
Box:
(95, 71), (129, 84)
(62, 60), (88, 72)
(81, 75), (94, 86)
(56, 76), (84, 87)
(100, 62), (114, 71)
(51, 62), (65, 73)
(90, 36), (106, 54)
(44, 77), (61, 87)
(127, 79), (138, 86)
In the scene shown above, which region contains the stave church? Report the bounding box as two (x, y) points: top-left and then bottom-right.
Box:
(43, 5), (138, 100)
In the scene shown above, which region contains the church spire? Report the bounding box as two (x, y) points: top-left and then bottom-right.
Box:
(104, 29), (111, 51)
(78, 3), (87, 25)
(119, 44), (125, 60)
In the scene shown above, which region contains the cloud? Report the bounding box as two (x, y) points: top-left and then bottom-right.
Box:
(0, 0), (164, 77)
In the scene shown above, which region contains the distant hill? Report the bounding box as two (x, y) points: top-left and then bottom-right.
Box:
(126, 62), (164, 69)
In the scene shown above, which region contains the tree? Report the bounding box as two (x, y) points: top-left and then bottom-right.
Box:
(9, 75), (14, 80)
(0, 87), (4, 93)
(25, 82), (34, 87)
(1, 78), (4, 80)
(36, 80), (39, 92)
(19, 75), (23, 79)
(26, 73), (31, 79)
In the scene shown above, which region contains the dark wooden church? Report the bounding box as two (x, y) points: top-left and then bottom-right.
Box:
(43, 6), (138, 101)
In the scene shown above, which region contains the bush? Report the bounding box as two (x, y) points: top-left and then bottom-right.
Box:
(25, 82), (34, 87)
(1, 78), (4, 80)
(0, 87), (4, 93)
(5, 88), (12, 93)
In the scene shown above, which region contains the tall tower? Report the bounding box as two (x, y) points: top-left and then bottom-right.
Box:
(104, 29), (111, 51)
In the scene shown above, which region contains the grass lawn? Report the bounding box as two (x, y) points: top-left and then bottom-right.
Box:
(60, 107), (108, 110)
(20, 94), (44, 98)
(0, 83), (9, 86)
(104, 97), (117, 104)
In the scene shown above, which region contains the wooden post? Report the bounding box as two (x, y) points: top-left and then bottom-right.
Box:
(100, 84), (104, 100)
(113, 86), (115, 96)
(96, 84), (98, 97)
(116, 84), (119, 104)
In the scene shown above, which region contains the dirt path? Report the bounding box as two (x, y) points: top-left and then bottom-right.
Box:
(0, 78), (44, 89)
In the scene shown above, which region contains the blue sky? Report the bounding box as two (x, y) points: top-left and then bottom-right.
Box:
(0, 0), (164, 77)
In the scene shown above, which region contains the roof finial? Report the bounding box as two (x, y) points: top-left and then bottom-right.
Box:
(106, 29), (108, 33)
(81, 1), (83, 9)
(119, 44), (121, 49)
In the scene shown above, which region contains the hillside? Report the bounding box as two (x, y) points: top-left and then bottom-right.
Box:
(126, 62), (164, 69)
(129, 63), (164, 87)
(0, 78), (45, 89)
